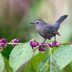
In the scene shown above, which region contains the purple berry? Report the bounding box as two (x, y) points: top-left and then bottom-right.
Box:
(52, 41), (60, 47)
(11, 38), (20, 47)
(0, 38), (8, 48)
(38, 45), (45, 51)
(48, 43), (53, 48)
(0, 38), (8, 44)
(0, 43), (6, 48)
(38, 46), (45, 51)
(30, 39), (38, 48)
(11, 39), (20, 43)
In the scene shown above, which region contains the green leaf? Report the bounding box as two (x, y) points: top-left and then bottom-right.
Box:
(9, 42), (33, 72)
(30, 48), (50, 72)
(39, 48), (62, 72)
(0, 53), (5, 72)
(2, 45), (13, 59)
(3, 57), (13, 72)
(62, 62), (72, 72)
(24, 60), (36, 72)
(54, 45), (72, 69)
(38, 56), (50, 72)
(49, 59), (62, 72)
(31, 52), (47, 72)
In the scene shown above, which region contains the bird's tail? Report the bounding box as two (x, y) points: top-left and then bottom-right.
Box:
(54, 15), (68, 30)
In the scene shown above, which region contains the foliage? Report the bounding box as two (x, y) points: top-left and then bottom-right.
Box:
(0, 0), (72, 72)
(0, 39), (72, 72)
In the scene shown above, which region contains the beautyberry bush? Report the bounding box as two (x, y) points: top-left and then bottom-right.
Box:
(0, 38), (72, 72)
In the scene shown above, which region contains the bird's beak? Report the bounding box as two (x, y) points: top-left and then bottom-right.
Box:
(30, 22), (34, 24)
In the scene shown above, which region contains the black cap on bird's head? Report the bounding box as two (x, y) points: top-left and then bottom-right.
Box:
(30, 19), (45, 24)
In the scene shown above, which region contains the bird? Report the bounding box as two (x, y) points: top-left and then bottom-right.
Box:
(31, 15), (68, 43)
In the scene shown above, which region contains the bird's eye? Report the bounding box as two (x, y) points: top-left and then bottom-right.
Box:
(36, 22), (39, 23)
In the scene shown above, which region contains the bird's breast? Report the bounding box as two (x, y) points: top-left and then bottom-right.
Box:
(35, 24), (44, 32)
(35, 25), (45, 37)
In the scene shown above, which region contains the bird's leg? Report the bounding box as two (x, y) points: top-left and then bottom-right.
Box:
(43, 39), (46, 43)
(54, 36), (56, 42)
(39, 39), (46, 48)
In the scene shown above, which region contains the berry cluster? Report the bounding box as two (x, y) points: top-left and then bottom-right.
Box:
(0, 38), (20, 48)
(30, 39), (60, 52)
(0, 38), (8, 48)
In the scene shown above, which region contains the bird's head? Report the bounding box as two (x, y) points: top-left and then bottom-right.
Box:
(30, 19), (44, 25)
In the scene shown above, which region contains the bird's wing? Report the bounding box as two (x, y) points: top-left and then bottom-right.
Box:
(43, 25), (54, 37)
(45, 25), (55, 32)
(43, 25), (60, 36)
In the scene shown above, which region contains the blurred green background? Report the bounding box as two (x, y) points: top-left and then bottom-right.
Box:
(0, 0), (72, 43)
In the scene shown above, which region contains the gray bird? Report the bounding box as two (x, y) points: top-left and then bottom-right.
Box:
(31, 15), (68, 43)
